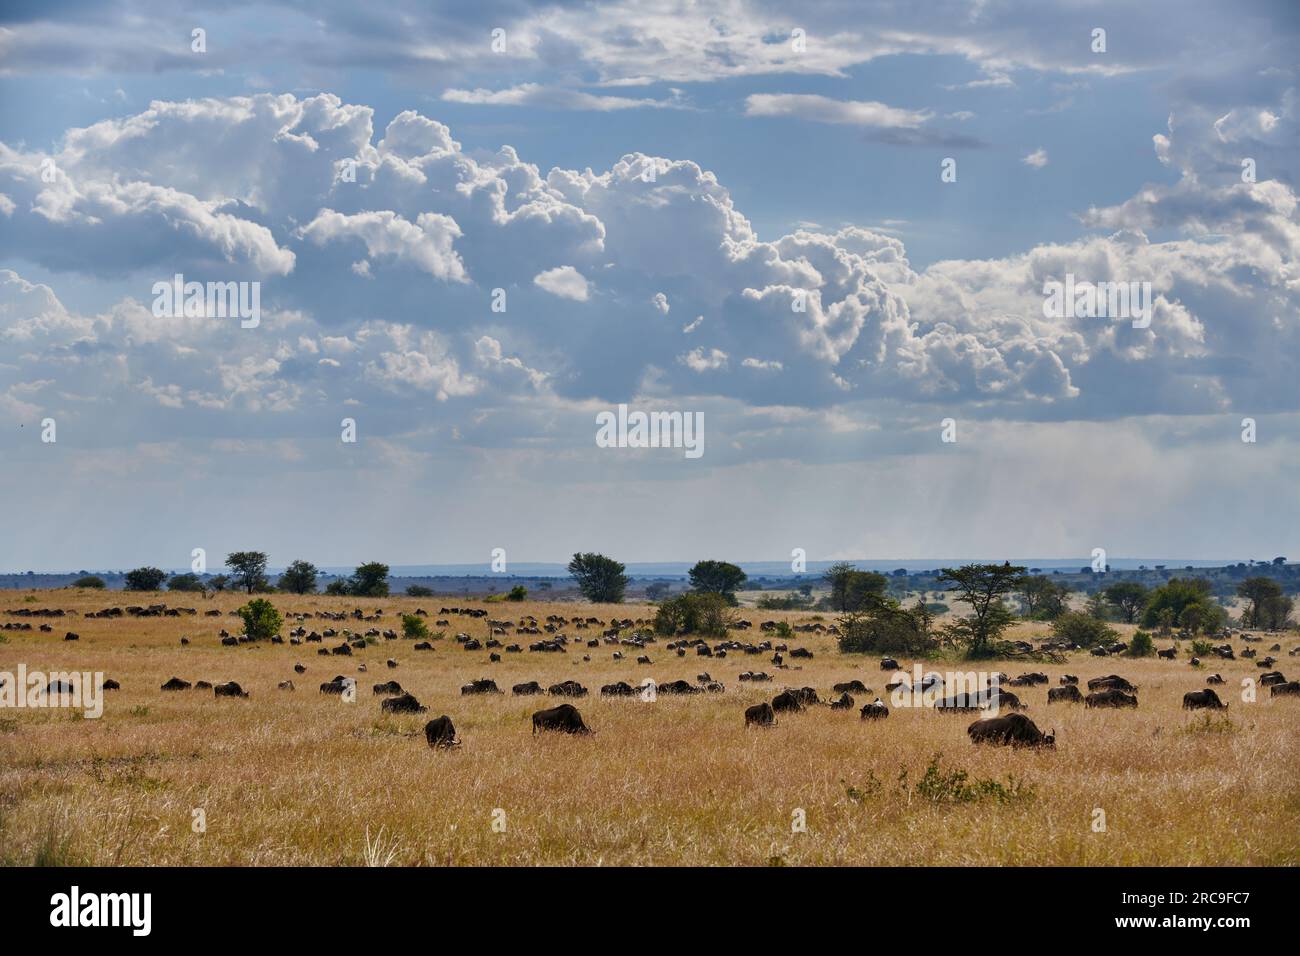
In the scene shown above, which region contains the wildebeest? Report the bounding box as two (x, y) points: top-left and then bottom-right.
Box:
(278, 680), (294, 691)
(880, 658), (900, 670)
(548, 679), (588, 698)
(1087, 675), (1137, 693)
(102, 679), (121, 691)
(1259, 671), (1287, 687)
(531, 703), (591, 735)
(1182, 688), (1226, 710)
(293, 663), (306, 674)
(833, 679), (869, 694)
(829, 692), (854, 710)
(1086, 689), (1138, 708)
(214, 681), (249, 699)
(513, 681), (545, 696)
(860, 698), (889, 720)
(1206, 673), (1225, 684)
(1158, 647), (1177, 660)
(658, 679), (700, 695)
(424, 715), (460, 748)
(1047, 684), (1082, 704)
(967, 713), (1054, 748)
(600, 681), (637, 697)
(372, 680), (403, 695)
(382, 693), (427, 714)
(744, 702), (776, 727)
(790, 686), (820, 706)
(935, 688), (1022, 711)
(1270, 681), (1300, 697)
(1060, 674), (1078, 685)
(461, 678), (501, 695)
(771, 690), (804, 713)
(160, 677), (191, 691)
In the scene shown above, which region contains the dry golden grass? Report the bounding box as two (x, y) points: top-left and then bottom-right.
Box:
(1, 589), (1297, 866)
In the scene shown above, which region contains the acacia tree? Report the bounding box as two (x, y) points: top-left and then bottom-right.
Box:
(568, 553), (628, 604)
(349, 562), (390, 597)
(1020, 575), (1070, 620)
(1103, 581), (1149, 623)
(1237, 576), (1283, 628)
(938, 562), (1026, 657)
(687, 560), (747, 605)
(278, 560), (319, 595)
(822, 563), (888, 612)
(124, 566), (167, 591)
(225, 551), (270, 594)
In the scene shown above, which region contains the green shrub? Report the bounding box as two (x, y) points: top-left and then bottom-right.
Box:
(506, 585), (527, 602)
(236, 598), (282, 641)
(1127, 630), (1155, 657)
(405, 585), (434, 597)
(654, 593), (732, 637)
(1190, 638), (1214, 657)
(1050, 611), (1118, 647)
(71, 575), (106, 589)
(401, 614), (430, 640)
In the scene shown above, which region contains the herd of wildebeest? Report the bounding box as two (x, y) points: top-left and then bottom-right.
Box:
(7, 601), (1300, 752)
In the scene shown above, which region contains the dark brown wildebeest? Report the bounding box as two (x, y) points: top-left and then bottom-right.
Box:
(1259, 670), (1287, 687)
(1086, 689), (1138, 708)
(860, 698), (889, 720)
(935, 688), (1022, 711)
(293, 663), (306, 674)
(102, 679), (121, 691)
(214, 681), (249, 699)
(278, 680), (294, 691)
(791, 687), (820, 706)
(1158, 647), (1177, 660)
(194, 680), (213, 690)
(548, 679), (589, 697)
(531, 703), (591, 734)
(1270, 681), (1300, 697)
(424, 715), (460, 748)
(658, 679), (700, 695)
(1087, 675), (1137, 693)
(967, 712), (1054, 748)
(1048, 684), (1083, 704)
(1206, 673), (1225, 684)
(64, 632), (79, 642)
(387, 659), (398, 669)
(1182, 688), (1226, 710)
(372, 680), (403, 696)
(829, 692), (854, 710)
(599, 681), (636, 697)
(833, 679), (870, 694)
(745, 702), (776, 727)
(771, 690), (804, 713)
(382, 693), (427, 714)
(161, 677), (191, 691)
(513, 681), (545, 696)
(461, 678), (501, 695)
(1060, 674), (1078, 685)
(880, 658), (900, 671)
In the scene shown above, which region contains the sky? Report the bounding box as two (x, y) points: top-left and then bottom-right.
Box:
(0, 0), (1297, 572)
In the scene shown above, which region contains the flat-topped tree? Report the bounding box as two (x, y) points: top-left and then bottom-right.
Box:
(225, 551), (269, 594)
(938, 561), (1027, 657)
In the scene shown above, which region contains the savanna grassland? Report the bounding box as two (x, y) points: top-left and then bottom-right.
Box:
(1, 589), (1297, 866)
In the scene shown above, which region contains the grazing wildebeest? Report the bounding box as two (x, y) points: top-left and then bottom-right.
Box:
(531, 703), (591, 735)
(103, 679), (121, 691)
(64, 632), (79, 641)
(1047, 684), (1083, 704)
(791, 686), (820, 706)
(278, 680), (294, 691)
(658, 679), (700, 695)
(1060, 674), (1078, 685)
(512, 681), (545, 696)
(382, 693), (427, 714)
(880, 658), (900, 671)
(461, 678), (501, 695)
(1087, 675), (1137, 693)
(1158, 647), (1177, 660)
(833, 680), (869, 694)
(1259, 671), (1286, 687)
(214, 681), (249, 699)
(1270, 681), (1300, 697)
(194, 681), (212, 690)
(599, 681), (636, 697)
(771, 690), (804, 713)
(860, 698), (889, 720)
(548, 680), (588, 698)
(387, 659), (398, 669)
(745, 702), (776, 727)
(829, 692), (854, 710)
(1182, 688), (1226, 710)
(1086, 689), (1138, 708)
(935, 688), (1022, 711)
(372, 680), (403, 696)
(424, 715), (460, 748)
(1206, 673), (1225, 684)
(294, 663), (306, 674)
(160, 677), (191, 691)
(967, 713), (1054, 748)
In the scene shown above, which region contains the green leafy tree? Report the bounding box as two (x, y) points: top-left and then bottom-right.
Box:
(1142, 578), (1216, 630)
(405, 584), (434, 597)
(506, 584), (527, 602)
(687, 560), (747, 604)
(822, 563), (889, 612)
(237, 598), (282, 641)
(208, 574), (229, 592)
(349, 562), (390, 597)
(1127, 630), (1155, 657)
(323, 579), (350, 596)
(225, 551), (270, 594)
(278, 560), (318, 595)
(653, 592), (732, 637)
(167, 572), (205, 592)
(567, 553), (628, 604)
(837, 598), (934, 655)
(1237, 576), (1283, 628)
(644, 581), (671, 602)
(1102, 581), (1149, 623)
(401, 613), (430, 639)
(1020, 575), (1070, 620)
(124, 566), (167, 591)
(1050, 611), (1118, 647)
(71, 575), (106, 589)
(1260, 592), (1294, 631)
(938, 562), (1026, 657)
